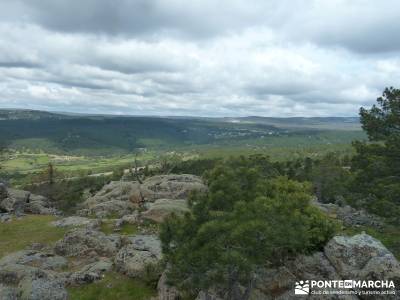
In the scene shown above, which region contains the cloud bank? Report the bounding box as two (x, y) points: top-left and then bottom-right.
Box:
(0, 0), (399, 116)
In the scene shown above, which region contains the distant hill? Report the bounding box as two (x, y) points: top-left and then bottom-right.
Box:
(219, 116), (360, 131)
(0, 109), (362, 156)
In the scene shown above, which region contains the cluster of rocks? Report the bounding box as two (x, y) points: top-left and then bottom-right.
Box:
(312, 198), (383, 229)
(0, 222), (163, 300)
(0, 183), (60, 221)
(78, 174), (206, 222)
(0, 174), (207, 300)
(249, 233), (400, 299)
(158, 233), (400, 300)
(1, 175), (399, 300)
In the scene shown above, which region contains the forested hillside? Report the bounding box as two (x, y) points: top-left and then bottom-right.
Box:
(0, 110), (363, 156)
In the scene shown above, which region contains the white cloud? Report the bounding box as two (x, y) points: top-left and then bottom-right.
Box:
(0, 1), (399, 116)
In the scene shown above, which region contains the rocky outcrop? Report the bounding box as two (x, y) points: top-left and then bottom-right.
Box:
(312, 200), (383, 229)
(157, 271), (181, 300)
(78, 181), (140, 218)
(0, 250), (68, 272)
(253, 234), (399, 299)
(51, 216), (100, 229)
(78, 174), (206, 218)
(142, 199), (189, 223)
(54, 228), (121, 258)
(0, 188), (59, 216)
(0, 259), (67, 300)
(139, 175), (207, 202)
(115, 235), (162, 278)
(115, 212), (139, 228)
(325, 234), (400, 283)
(67, 259), (112, 285)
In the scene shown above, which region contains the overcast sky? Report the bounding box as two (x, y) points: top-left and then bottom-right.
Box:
(0, 0), (399, 117)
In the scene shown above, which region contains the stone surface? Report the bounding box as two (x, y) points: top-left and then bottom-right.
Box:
(126, 235), (162, 259)
(324, 234), (400, 280)
(0, 283), (18, 300)
(312, 199), (382, 229)
(54, 228), (121, 258)
(0, 213), (12, 223)
(79, 181), (139, 218)
(67, 259), (112, 285)
(78, 174), (206, 218)
(0, 188), (59, 216)
(115, 235), (162, 278)
(156, 271), (181, 300)
(0, 250), (68, 272)
(51, 216), (100, 229)
(253, 234), (400, 299)
(0, 263), (67, 300)
(115, 212), (139, 228)
(139, 174), (207, 202)
(141, 199), (189, 223)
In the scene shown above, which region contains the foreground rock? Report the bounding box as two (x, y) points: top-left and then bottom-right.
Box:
(0, 253), (68, 300)
(115, 235), (162, 278)
(250, 233), (400, 299)
(67, 259), (112, 286)
(79, 174), (206, 218)
(0, 250), (68, 272)
(141, 199), (189, 223)
(54, 228), (121, 258)
(156, 270), (182, 300)
(325, 234), (400, 283)
(0, 187), (59, 216)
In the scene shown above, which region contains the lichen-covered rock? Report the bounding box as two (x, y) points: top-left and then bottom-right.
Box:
(78, 174), (206, 218)
(79, 182), (140, 218)
(0, 283), (18, 300)
(115, 212), (139, 228)
(67, 259), (112, 285)
(252, 234), (400, 299)
(140, 174), (206, 202)
(126, 235), (162, 259)
(18, 276), (67, 300)
(115, 245), (159, 278)
(0, 250), (68, 272)
(0, 264), (67, 300)
(312, 200), (382, 229)
(324, 234), (400, 280)
(0, 188), (59, 215)
(0, 213), (12, 223)
(54, 228), (121, 258)
(157, 271), (181, 300)
(141, 199), (189, 223)
(115, 235), (162, 278)
(51, 216), (100, 229)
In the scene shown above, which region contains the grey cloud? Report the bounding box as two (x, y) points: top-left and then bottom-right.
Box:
(0, 1), (400, 117)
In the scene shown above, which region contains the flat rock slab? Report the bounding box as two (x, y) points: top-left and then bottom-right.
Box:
(51, 216), (100, 229)
(141, 199), (189, 223)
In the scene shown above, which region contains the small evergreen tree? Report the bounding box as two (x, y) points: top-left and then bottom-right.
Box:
(160, 159), (337, 299)
(351, 87), (400, 220)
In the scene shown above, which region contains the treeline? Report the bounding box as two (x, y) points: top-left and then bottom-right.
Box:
(169, 88), (400, 223)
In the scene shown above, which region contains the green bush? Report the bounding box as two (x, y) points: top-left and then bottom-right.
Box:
(160, 159), (337, 300)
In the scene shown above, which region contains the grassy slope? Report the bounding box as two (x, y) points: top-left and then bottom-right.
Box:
(68, 272), (156, 300)
(0, 215), (157, 299)
(0, 215), (67, 258)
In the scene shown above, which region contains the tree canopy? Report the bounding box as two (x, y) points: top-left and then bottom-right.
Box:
(350, 87), (400, 220)
(160, 157), (337, 299)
